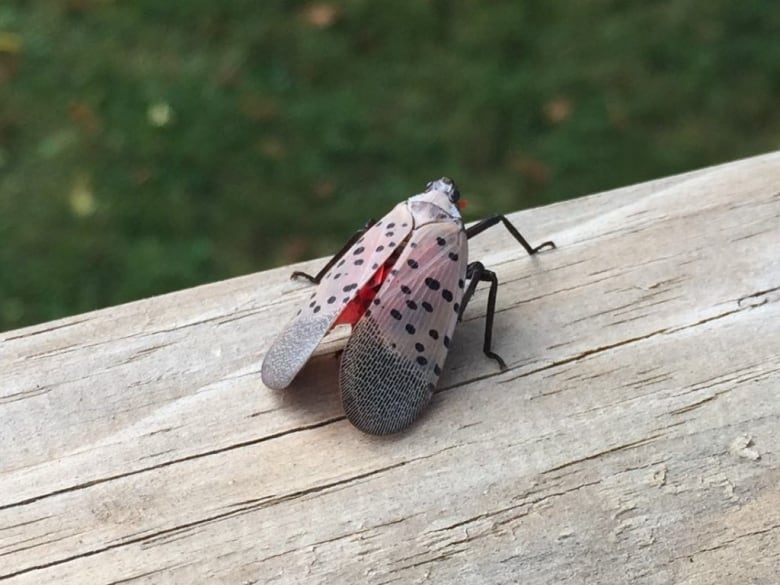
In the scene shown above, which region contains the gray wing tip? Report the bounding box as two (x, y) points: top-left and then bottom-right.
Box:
(340, 318), (435, 435)
(341, 370), (434, 435)
(261, 358), (294, 390)
(262, 313), (334, 390)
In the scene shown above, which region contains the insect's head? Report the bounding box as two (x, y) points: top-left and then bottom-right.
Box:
(413, 176), (465, 220)
(425, 177), (461, 204)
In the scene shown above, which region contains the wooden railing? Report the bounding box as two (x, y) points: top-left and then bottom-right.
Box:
(2, 152), (779, 584)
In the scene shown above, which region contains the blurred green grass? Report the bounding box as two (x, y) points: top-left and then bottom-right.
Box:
(1, 0), (778, 331)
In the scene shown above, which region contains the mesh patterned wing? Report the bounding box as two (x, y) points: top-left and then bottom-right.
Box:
(262, 202), (414, 389)
(339, 220), (468, 434)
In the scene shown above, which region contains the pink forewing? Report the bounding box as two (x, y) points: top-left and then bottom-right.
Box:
(261, 201), (415, 389)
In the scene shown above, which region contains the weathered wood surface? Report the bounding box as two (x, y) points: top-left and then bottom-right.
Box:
(1, 153), (779, 584)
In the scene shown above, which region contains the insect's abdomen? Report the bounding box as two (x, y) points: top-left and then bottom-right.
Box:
(340, 317), (434, 435)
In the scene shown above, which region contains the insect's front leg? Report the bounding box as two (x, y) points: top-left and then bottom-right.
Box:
(291, 219), (377, 284)
(466, 214), (555, 255)
(458, 261), (507, 370)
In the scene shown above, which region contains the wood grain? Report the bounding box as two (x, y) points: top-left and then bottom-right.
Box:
(1, 153), (778, 584)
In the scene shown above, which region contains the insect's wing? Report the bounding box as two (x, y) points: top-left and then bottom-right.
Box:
(261, 202), (414, 390)
(339, 220), (467, 434)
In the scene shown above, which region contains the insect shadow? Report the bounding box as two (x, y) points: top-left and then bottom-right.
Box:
(273, 353), (343, 419)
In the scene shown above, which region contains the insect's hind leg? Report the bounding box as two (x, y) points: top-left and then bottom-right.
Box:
(291, 219), (377, 284)
(466, 214), (555, 255)
(458, 261), (507, 370)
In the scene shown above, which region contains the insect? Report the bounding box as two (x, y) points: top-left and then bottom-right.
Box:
(261, 177), (555, 435)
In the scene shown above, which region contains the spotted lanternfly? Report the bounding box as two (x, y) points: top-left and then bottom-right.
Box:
(261, 177), (555, 435)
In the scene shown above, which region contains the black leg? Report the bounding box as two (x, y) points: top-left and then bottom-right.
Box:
(458, 261), (507, 370)
(466, 214), (555, 255)
(291, 219), (377, 284)
(457, 262), (484, 322)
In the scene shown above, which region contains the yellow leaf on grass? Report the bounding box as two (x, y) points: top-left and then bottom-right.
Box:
(70, 172), (97, 217)
(300, 3), (341, 29)
(543, 97), (573, 124)
(0, 32), (22, 54)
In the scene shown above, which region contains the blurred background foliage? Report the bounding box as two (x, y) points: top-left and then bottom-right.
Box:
(1, 0), (778, 331)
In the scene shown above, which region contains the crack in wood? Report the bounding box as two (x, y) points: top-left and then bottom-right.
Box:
(679, 522), (780, 562)
(0, 384), (53, 405)
(506, 302), (758, 384)
(0, 461), (408, 580)
(1, 318), (91, 342)
(668, 394), (719, 416)
(0, 530), (74, 559)
(0, 417), (343, 512)
(544, 435), (662, 474)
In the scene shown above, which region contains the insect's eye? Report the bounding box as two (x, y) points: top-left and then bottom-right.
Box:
(433, 177), (459, 202)
(424, 177), (459, 201)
